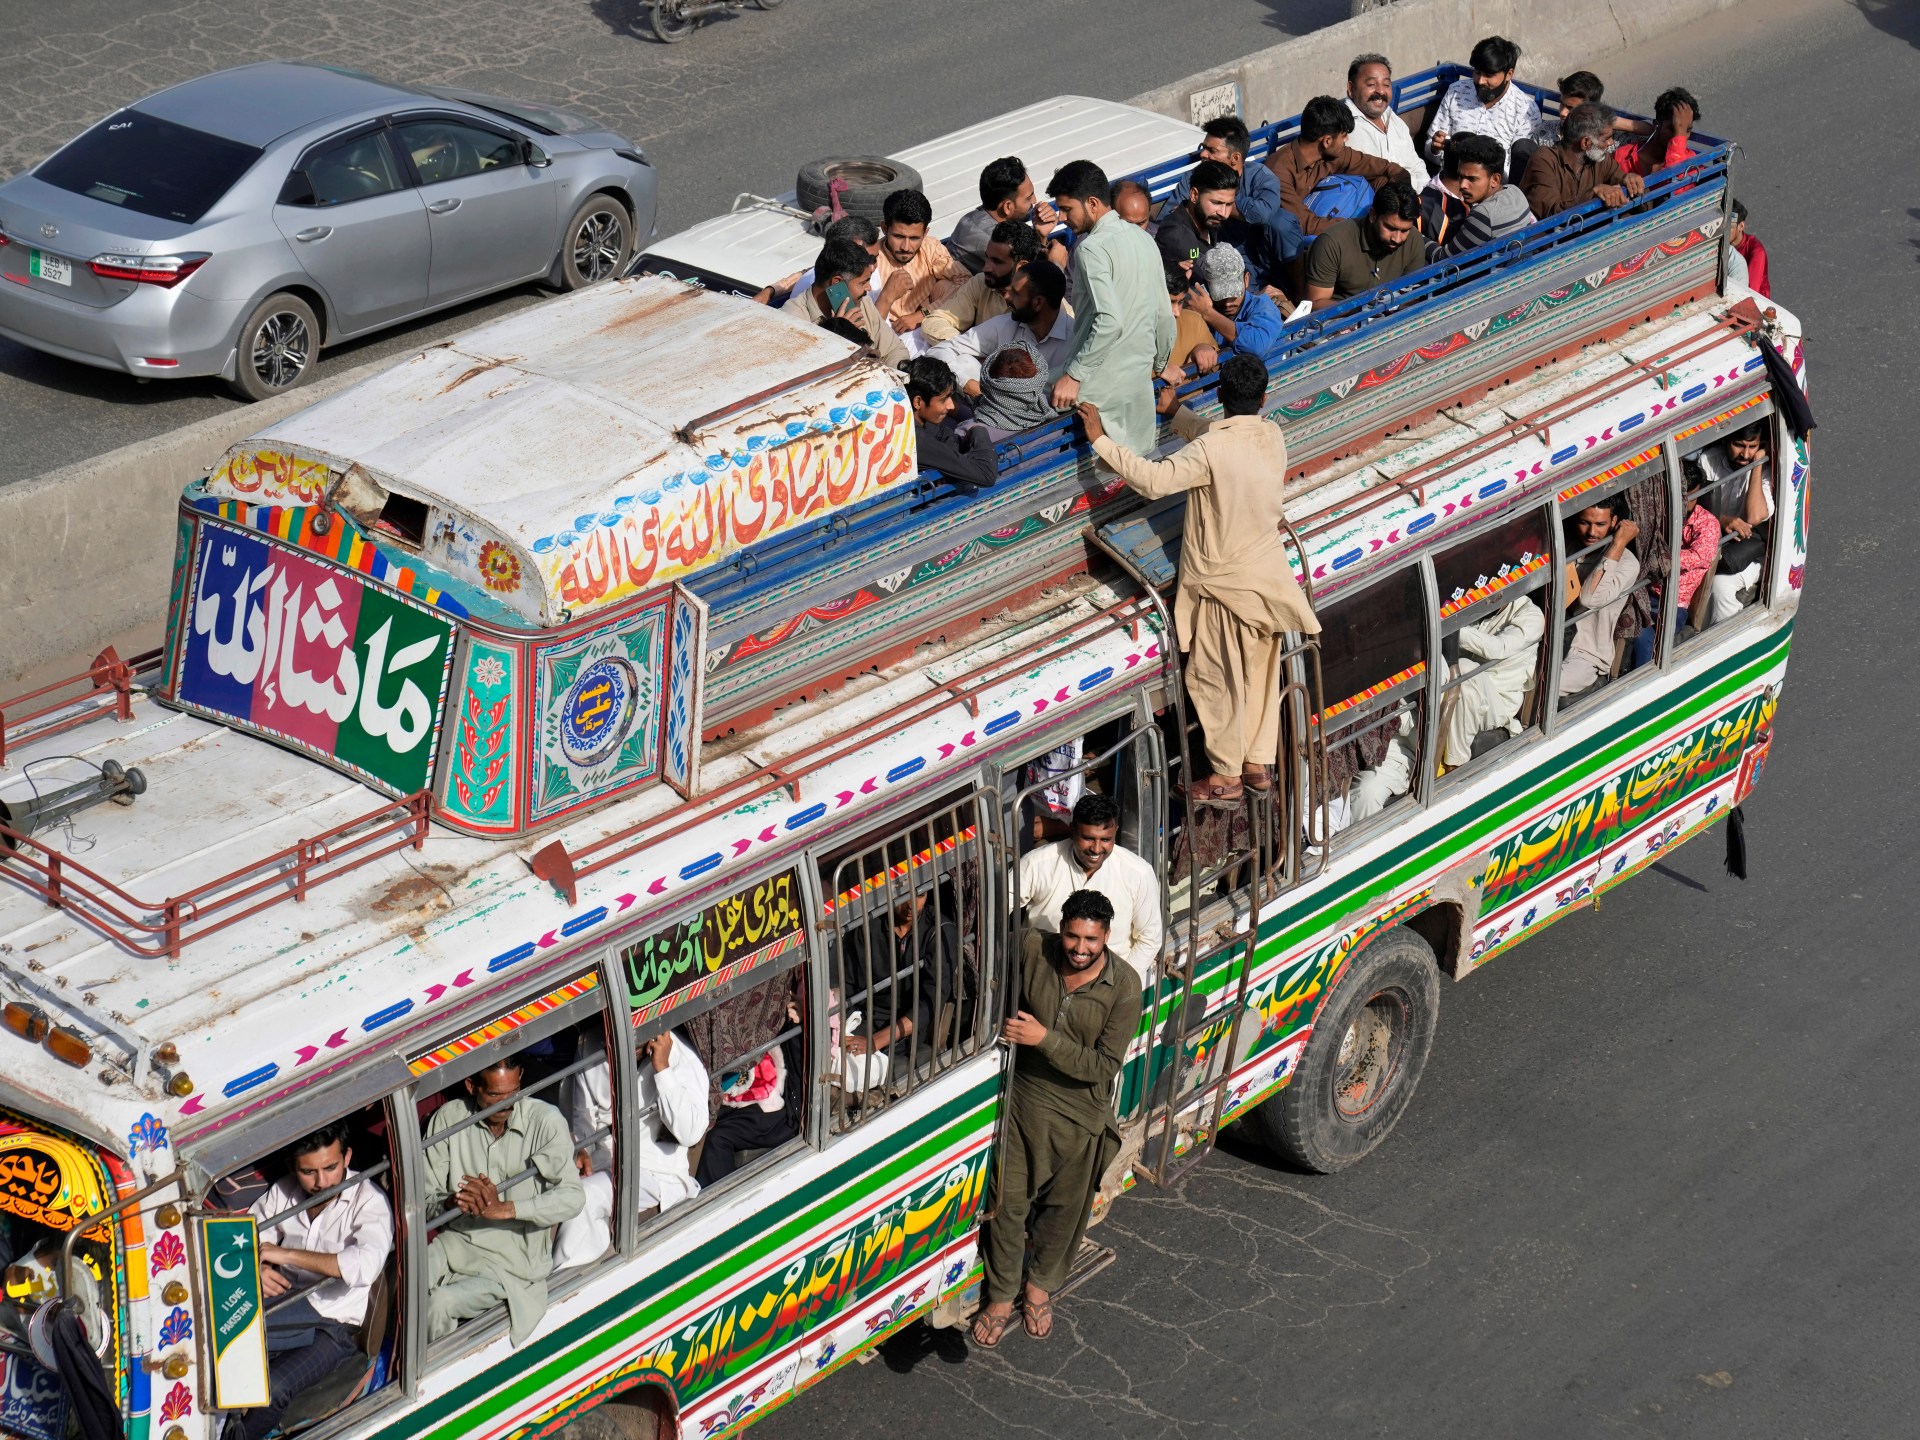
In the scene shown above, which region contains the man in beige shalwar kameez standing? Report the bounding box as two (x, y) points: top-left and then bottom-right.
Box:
(1079, 353), (1318, 802)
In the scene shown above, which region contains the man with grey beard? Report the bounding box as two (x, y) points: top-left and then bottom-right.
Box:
(1520, 102), (1647, 217)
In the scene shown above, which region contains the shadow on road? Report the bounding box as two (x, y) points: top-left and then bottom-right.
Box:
(1254, 0), (1359, 36)
(869, 1319), (969, 1374)
(1852, 0), (1920, 47)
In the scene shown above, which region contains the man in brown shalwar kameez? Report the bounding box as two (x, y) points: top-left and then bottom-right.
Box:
(972, 890), (1144, 1346)
(1079, 353), (1319, 802)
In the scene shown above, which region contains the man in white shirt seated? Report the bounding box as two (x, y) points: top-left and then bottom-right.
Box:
(1425, 35), (1544, 176)
(244, 1123), (394, 1440)
(1440, 594), (1545, 769)
(1017, 793), (1163, 981)
(554, 1029), (709, 1270)
(1344, 53), (1430, 191)
(927, 259), (1073, 398)
(1697, 423), (1772, 624)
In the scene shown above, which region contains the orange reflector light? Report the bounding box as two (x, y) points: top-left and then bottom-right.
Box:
(44, 1027), (91, 1067)
(2, 1003), (48, 1042)
(164, 1071), (193, 1097)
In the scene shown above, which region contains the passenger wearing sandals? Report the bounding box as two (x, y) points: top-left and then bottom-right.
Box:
(241, 1123), (393, 1439)
(972, 890), (1144, 1347)
(552, 1029), (709, 1271)
(1077, 353), (1320, 804)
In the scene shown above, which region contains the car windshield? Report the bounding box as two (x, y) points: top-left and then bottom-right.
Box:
(36, 111), (262, 224)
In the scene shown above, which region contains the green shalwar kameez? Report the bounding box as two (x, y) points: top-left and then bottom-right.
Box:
(983, 930), (1145, 1304)
(1063, 210), (1178, 457)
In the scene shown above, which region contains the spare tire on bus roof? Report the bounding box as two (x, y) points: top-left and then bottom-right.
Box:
(796, 156), (925, 226)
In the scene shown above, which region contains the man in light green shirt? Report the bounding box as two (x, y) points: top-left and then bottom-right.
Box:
(424, 1056), (584, 1344)
(1045, 160), (1176, 456)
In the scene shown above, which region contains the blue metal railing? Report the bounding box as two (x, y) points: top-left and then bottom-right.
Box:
(691, 66), (1729, 621)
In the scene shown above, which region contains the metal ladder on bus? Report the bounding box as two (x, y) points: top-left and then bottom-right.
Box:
(1091, 506), (1329, 1189)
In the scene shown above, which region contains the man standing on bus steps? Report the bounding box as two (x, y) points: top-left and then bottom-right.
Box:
(423, 1055), (584, 1344)
(973, 890), (1144, 1347)
(1046, 160), (1175, 456)
(1078, 354), (1320, 803)
(242, 1124), (393, 1440)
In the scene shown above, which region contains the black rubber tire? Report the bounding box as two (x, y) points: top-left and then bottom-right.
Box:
(227, 291), (319, 402)
(752, 0), (786, 7)
(649, 1), (694, 42)
(1238, 926), (1440, 1173)
(795, 155), (925, 225)
(559, 194), (633, 290)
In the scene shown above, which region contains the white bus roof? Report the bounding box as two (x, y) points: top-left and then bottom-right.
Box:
(207, 277), (910, 625)
(642, 95), (1203, 290)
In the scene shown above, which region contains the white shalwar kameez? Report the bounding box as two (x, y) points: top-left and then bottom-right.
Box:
(1441, 597), (1544, 767)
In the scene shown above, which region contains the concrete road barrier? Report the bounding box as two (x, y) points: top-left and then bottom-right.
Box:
(1129, 0), (1745, 127)
(4, 0), (1748, 687)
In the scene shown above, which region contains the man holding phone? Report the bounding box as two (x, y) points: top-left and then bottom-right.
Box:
(783, 237), (910, 368)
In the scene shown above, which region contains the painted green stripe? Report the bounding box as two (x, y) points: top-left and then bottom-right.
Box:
(392, 1073), (1001, 1440)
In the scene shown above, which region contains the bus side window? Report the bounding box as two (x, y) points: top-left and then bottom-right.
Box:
(1433, 506), (1554, 779)
(417, 991), (613, 1350)
(208, 1101), (400, 1438)
(1313, 564), (1426, 842)
(819, 789), (989, 1131)
(678, 965), (808, 1183)
(1680, 413), (1774, 634)
(1556, 456), (1668, 711)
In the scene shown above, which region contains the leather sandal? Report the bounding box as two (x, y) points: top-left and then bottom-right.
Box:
(970, 1306), (1014, 1348)
(1241, 765), (1274, 792)
(1022, 1295), (1055, 1340)
(1190, 776), (1244, 804)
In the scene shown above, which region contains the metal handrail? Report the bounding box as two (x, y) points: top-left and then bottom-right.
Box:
(0, 646), (162, 768)
(0, 791), (431, 959)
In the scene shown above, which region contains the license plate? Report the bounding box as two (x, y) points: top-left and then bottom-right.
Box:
(28, 249), (71, 286)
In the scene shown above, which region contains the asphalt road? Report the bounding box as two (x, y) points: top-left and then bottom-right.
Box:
(0, 0), (1342, 484)
(742, 2), (1920, 1437)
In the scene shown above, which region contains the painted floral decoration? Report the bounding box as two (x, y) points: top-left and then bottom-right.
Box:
(478, 540), (523, 593)
(473, 656), (508, 689)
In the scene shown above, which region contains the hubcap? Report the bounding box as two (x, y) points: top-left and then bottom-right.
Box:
(251, 311), (310, 390)
(1332, 990), (1407, 1121)
(573, 211), (624, 282)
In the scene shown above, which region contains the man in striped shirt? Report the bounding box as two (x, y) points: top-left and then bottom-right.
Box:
(1426, 133), (1535, 260)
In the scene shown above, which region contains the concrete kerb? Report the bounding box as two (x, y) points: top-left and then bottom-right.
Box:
(1128, 0), (1746, 127)
(0, 356), (393, 683)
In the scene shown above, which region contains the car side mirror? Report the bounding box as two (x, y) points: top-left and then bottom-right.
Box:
(523, 141), (551, 169)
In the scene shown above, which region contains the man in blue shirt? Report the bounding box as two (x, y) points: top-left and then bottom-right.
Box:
(1163, 117), (1286, 286)
(1182, 245), (1283, 372)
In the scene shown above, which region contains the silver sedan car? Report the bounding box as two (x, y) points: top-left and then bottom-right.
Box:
(0, 62), (656, 399)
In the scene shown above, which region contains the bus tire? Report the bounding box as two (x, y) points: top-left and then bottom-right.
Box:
(1240, 926), (1439, 1173)
(556, 1390), (675, 1440)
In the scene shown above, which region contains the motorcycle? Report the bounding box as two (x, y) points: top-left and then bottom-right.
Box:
(651, 0), (784, 43)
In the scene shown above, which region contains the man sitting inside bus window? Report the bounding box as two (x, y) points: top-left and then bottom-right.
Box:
(784, 237), (910, 369)
(552, 1029), (710, 1271)
(1440, 594), (1545, 770)
(1324, 712), (1416, 838)
(1181, 246), (1283, 364)
(1303, 181), (1426, 305)
(921, 220), (1039, 344)
(1018, 793), (1163, 982)
(1700, 423), (1771, 623)
(242, 1124), (393, 1440)
(424, 1056), (583, 1345)
(1426, 134), (1534, 260)
(1520, 103), (1646, 218)
(843, 888), (961, 1083)
(1559, 505), (1641, 700)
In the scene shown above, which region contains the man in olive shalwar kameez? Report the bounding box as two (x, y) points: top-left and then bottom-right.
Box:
(972, 890), (1144, 1346)
(1045, 160), (1176, 456)
(1081, 353), (1319, 802)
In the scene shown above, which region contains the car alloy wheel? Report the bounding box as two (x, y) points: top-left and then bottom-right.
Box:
(251, 309), (311, 391)
(572, 211), (625, 284)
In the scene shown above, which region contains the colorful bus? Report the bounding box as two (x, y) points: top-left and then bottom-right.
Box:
(0, 69), (1802, 1440)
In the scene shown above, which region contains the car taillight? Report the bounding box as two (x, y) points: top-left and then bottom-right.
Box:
(0, 231), (10, 248)
(88, 253), (207, 287)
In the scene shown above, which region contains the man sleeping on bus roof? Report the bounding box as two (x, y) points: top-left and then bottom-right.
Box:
(423, 1055), (583, 1345)
(552, 1028), (709, 1272)
(243, 1122), (393, 1440)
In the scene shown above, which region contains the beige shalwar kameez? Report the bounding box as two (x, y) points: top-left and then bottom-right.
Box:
(1090, 407), (1319, 779)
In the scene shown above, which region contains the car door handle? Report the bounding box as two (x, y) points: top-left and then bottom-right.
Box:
(427, 198), (461, 215)
(294, 226), (332, 242)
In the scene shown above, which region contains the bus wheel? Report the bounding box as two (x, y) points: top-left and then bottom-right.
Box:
(1240, 927), (1439, 1173)
(556, 1390), (675, 1440)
